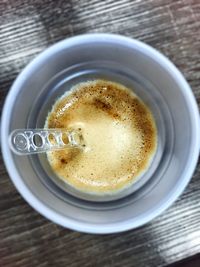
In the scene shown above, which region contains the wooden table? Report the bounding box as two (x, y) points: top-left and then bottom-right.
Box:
(0, 0), (200, 266)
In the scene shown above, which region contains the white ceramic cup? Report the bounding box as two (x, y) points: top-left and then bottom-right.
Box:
(1, 34), (200, 233)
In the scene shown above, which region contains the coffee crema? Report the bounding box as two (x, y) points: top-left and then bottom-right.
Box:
(45, 80), (157, 195)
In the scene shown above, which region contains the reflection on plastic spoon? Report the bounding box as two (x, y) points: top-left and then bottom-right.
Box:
(9, 129), (84, 155)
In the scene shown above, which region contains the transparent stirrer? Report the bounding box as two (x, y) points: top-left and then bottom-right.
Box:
(9, 129), (84, 155)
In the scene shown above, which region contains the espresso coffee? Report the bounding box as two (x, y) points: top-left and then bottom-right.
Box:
(45, 80), (157, 195)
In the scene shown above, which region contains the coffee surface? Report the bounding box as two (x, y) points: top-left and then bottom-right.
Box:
(45, 80), (157, 194)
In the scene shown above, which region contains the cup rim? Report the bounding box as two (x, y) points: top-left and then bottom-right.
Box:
(1, 33), (200, 234)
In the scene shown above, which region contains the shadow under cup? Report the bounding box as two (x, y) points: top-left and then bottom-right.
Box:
(1, 34), (199, 233)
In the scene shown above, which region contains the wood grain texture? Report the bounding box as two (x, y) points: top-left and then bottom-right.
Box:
(0, 0), (200, 266)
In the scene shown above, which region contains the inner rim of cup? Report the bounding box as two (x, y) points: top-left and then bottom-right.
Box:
(25, 60), (173, 205)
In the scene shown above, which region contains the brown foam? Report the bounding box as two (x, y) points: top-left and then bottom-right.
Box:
(45, 80), (157, 194)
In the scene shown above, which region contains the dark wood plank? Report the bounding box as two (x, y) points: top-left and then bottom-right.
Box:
(0, 0), (200, 266)
(169, 254), (200, 267)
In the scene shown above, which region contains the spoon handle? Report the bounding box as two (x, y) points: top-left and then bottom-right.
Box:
(9, 129), (83, 155)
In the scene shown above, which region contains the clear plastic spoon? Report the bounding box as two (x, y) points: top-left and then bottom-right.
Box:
(9, 129), (84, 155)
